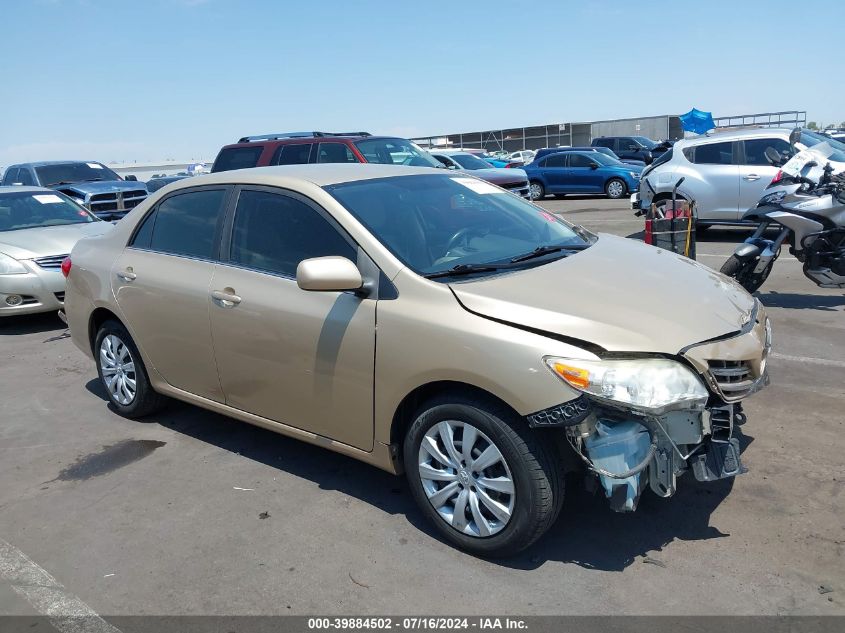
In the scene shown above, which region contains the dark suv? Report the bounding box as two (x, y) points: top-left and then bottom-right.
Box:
(591, 136), (669, 165)
(212, 132), (442, 172)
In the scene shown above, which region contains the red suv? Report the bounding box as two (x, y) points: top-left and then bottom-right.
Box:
(211, 131), (442, 172)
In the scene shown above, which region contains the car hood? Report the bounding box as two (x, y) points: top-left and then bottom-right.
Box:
(466, 168), (528, 185)
(449, 234), (755, 354)
(0, 222), (113, 260)
(52, 180), (148, 196)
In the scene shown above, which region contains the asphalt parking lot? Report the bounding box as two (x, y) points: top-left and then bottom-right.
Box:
(1, 196), (843, 617)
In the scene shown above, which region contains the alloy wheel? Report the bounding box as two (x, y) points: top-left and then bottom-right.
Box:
(99, 334), (137, 405)
(418, 420), (515, 538)
(529, 183), (543, 200)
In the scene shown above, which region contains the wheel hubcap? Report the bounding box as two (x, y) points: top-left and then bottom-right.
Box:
(529, 184), (542, 199)
(418, 421), (515, 537)
(99, 334), (137, 405)
(608, 181), (624, 197)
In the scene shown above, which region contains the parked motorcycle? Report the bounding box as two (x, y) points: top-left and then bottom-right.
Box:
(720, 129), (845, 292)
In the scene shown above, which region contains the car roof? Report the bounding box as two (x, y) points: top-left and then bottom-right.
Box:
(166, 164), (439, 189)
(0, 186), (55, 194)
(220, 135), (400, 150)
(677, 127), (792, 148)
(9, 160), (105, 167)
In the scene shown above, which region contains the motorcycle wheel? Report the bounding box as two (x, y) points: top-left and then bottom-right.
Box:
(720, 255), (772, 293)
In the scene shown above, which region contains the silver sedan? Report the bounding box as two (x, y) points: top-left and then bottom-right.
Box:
(0, 187), (112, 317)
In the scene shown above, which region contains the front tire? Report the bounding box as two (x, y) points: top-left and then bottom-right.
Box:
(720, 254), (772, 293)
(529, 181), (545, 201)
(95, 320), (166, 418)
(404, 396), (563, 557)
(605, 178), (627, 199)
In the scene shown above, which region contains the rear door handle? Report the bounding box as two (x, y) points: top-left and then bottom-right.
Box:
(116, 270), (137, 282)
(211, 289), (242, 306)
(743, 174), (761, 181)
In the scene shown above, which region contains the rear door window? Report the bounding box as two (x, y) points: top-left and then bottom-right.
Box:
(594, 139), (614, 149)
(273, 143), (313, 165)
(147, 189), (228, 259)
(316, 143), (357, 164)
(742, 138), (791, 166)
(687, 141), (734, 165)
(212, 146), (264, 172)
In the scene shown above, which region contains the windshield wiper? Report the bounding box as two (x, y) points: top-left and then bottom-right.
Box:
(510, 243), (590, 263)
(423, 263), (504, 279)
(84, 177), (104, 181)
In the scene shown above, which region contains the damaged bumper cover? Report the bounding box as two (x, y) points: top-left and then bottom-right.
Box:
(529, 310), (771, 512)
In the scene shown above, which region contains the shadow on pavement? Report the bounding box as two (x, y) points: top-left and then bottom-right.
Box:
(86, 378), (747, 572)
(758, 291), (845, 311)
(0, 312), (66, 336)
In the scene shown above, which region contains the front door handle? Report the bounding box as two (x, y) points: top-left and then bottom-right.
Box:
(116, 269), (137, 282)
(211, 289), (242, 307)
(743, 174), (761, 181)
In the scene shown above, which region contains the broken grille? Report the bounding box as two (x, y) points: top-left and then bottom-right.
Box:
(708, 360), (754, 400)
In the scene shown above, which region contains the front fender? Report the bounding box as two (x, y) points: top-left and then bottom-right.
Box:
(733, 243), (763, 261)
(741, 204), (780, 222)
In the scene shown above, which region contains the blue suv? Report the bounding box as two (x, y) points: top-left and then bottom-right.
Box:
(523, 151), (643, 200)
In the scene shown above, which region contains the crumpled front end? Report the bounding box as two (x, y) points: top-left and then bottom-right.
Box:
(531, 302), (772, 512)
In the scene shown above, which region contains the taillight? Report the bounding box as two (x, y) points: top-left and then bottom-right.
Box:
(771, 170), (783, 184)
(61, 257), (72, 278)
(506, 163), (519, 168)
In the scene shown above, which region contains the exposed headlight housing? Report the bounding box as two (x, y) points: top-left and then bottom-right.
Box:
(544, 356), (708, 413)
(0, 252), (27, 275)
(630, 171), (641, 180)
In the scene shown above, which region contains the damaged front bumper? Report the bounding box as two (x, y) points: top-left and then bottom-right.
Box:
(529, 396), (755, 512)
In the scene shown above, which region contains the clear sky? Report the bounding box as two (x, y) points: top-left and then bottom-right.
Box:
(1, 0), (841, 165)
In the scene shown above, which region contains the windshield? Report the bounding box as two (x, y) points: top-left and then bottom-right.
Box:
(0, 191), (99, 231)
(800, 130), (845, 163)
(35, 162), (122, 187)
(593, 147), (621, 160)
(451, 153), (492, 170)
(354, 138), (441, 168)
(631, 136), (658, 150)
(590, 153), (623, 166)
(325, 174), (590, 278)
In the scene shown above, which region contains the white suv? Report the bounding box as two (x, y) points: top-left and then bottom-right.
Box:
(633, 128), (845, 227)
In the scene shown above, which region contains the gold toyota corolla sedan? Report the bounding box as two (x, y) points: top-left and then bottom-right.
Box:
(64, 164), (771, 556)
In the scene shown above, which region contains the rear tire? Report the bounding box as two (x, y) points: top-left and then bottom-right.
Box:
(719, 254), (771, 293)
(95, 320), (167, 418)
(529, 181), (545, 201)
(404, 395), (564, 557)
(605, 178), (627, 199)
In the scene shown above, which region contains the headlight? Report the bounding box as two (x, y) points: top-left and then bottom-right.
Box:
(0, 252), (27, 275)
(544, 356), (708, 413)
(629, 171), (641, 180)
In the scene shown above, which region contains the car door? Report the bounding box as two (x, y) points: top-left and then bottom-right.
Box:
(684, 140), (740, 221)
(208, 187), (376, 451)
(112, 186), (230, 402)
(566, 153), (603, 192)
(539, 154), (568, 192)
(738, 137), (791, 214)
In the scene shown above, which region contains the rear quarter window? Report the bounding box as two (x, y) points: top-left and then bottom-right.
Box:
(212, 146), (264, 172)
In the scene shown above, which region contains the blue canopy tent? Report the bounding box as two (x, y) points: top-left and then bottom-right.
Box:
(679, 108), (715, 134)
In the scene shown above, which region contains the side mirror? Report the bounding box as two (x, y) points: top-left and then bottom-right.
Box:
(589, 163), (599, 170)
(789, 127), (802, 146)
(296, 256), (363, 292)
(124, 175), (138, 181)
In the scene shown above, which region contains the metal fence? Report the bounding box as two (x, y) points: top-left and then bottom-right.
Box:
(411, 110), (807, 152)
